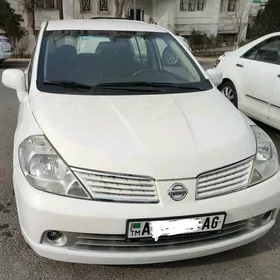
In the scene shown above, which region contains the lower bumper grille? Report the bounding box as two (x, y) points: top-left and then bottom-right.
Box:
(73, 219), (255, 251)
(42, 213), (270, 252)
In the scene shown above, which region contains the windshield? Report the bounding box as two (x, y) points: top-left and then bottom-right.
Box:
(37, 29), (212, 95)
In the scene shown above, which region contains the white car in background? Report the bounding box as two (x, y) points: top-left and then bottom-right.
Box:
(216, 32), (280, 130)
(175, 35), (192, 52)
(2, 19), (280, 265)
(0, 35), (12, 63)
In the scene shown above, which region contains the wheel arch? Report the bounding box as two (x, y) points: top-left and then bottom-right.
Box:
(218, 78), (234, 90)
(217, 77), (239, 108)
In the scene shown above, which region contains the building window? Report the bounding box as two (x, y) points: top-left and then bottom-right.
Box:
(99, 0), (108, 12)
(35, 0), (55, 9)
(179, 0), (206, 12)
(220, 0), (238, 12)
(188, 0), (196, 11)
(81, 0), (91, 12)
(197, 0), (205, 10)
(227, 0), (237, 12)
(180, 0), (187, 11)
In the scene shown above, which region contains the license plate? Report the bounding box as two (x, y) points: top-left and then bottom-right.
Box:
(126, 213), (226, 240)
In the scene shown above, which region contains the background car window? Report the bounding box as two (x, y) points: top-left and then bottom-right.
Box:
(243, 37), (280, 65)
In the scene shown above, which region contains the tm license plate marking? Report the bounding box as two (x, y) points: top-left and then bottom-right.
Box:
(127, 214), (226, 241)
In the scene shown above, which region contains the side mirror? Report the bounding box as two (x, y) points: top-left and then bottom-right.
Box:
(2, 69), (26, 92)
(206, 68), (223, 87)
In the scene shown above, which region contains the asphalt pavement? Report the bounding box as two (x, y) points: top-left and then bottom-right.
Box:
(1, 60), (280, 280)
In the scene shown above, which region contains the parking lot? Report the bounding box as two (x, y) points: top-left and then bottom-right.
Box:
(1, 60), (280, 280)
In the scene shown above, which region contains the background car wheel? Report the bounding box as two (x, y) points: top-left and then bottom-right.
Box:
(218, 80), (238, 108)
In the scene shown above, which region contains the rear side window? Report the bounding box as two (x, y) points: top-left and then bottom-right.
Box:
(242, 36), (280, 65)
(77, 36), (110, 53)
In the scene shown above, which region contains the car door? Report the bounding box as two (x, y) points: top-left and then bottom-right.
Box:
(236, 36), (280, 118)
(268, 55), (280, 124)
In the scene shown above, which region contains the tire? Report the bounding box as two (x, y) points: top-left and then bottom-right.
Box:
(218, 80), (238, 108)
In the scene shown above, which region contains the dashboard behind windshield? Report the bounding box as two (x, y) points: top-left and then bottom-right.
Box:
(37, 29), (211, 94)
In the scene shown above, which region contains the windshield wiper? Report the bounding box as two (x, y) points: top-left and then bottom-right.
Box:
(94, 81), (165, 92)
(95, 82), (204, 91)
(42, 80), (91, 91)
(96, 82), (156, 87)
(151, 82), (205, 91)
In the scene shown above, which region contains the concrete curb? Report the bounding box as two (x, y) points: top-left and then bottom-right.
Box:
(195, 57), (217, 62)
(5, 58), (30, 63)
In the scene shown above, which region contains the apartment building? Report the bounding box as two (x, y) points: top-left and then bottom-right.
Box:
(7, 0), (265, 49)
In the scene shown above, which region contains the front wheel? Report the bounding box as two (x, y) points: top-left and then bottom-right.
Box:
(218, 80), (238, 108)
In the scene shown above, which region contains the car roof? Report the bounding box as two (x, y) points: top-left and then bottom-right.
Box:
(46, 19), (167, 33)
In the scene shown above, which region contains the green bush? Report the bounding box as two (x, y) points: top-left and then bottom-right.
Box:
(188, 29), (229, 50)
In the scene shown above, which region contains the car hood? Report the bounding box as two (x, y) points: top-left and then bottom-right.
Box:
(30, 90), (256, 179)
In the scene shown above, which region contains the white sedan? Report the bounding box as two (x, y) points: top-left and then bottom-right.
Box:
(2, 19), (280, 265)
(216, 32), (280, 130)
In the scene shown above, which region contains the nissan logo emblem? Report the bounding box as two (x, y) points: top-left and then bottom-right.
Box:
(168, 183), (188, 201)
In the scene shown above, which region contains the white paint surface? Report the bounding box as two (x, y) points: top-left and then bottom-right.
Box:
(150, 218), (201, 241)
(5, 18), (280, 266)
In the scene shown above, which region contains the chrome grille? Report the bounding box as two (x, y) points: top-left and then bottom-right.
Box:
(72, 168), (158, 203)
(196, 157), (254, 200)
(43, 215), (263, 252)
(74, 219), (253, 251)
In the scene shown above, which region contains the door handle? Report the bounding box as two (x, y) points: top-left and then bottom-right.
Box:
(236, 63), (244, 68)
(278, 74), (280, 78)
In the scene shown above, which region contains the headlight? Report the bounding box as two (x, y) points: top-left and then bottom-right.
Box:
(249, 125), (279, 185)
(19, 135), (91, 199)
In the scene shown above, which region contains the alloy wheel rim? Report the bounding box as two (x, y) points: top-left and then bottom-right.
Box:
(221, 86), (234, 102)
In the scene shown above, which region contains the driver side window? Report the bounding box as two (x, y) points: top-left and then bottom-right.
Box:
(243, 36), (280, 65)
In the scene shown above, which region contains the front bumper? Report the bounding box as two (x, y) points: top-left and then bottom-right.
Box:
(14, 165), (280, 265)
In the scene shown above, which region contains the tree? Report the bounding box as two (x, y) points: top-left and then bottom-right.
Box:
(223, 0), (253, 49)
(251, 0), (280, 39)
(114, 0), (126, 17)
(0, 0), (26, 40)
